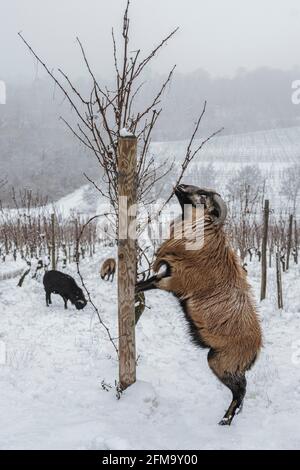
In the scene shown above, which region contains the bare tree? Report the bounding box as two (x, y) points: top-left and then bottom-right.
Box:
(226, 165), (265, 209)
(19, 0), (221, 226)
(280, 163), (300, 214)
(225, 167), (265, 262)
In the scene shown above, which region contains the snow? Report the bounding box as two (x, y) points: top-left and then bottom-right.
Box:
(1, 127), (300, 449)
(0, 259), (26, 279)
(1, 247), (300, 449)
(51, 184), (100, 217)
(120, 128), (134, 138)
(148, 127), (300, 215)
(151, 126), (300, 164)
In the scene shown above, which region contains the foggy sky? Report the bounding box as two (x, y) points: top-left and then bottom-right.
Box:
(1, 0), (300, 82)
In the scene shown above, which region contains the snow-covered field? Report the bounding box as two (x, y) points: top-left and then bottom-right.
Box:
(0, 246), (300, 450)
(152, 126), (300, 165)
(1, 126), (300, 449)
(151, 127), (300, 213)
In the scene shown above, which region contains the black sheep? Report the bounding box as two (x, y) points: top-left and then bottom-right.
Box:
(43, 270), (87, 310)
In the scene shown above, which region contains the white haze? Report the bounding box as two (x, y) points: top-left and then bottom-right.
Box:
(1, 0), (300, 203)
(1, 0), (300, 81)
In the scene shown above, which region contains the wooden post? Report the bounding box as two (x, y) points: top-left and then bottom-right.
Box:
(260, 199), (269, 301)
(51, 213), (56, 271)
(295, 219), (298, 264)
(269, 243), (273, 268)
(118, 135), (137, 390)
(276, 252), (283, 309)
(74, 218), (79, 263)
(286, 214), (293, 271)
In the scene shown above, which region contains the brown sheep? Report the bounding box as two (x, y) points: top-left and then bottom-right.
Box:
(136, 184), (262, 425)
(100, 258), (116, 282)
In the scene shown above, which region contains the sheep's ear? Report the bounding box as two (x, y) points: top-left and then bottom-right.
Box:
(191, 192), (203, 206)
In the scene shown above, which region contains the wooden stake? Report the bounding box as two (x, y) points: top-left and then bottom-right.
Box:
(286, 214), (293, 270)
(51, 213), (56, 271)
(269, 244), (272, 268)
(260, 199), (269, 301)
(294, 219), (298, 264)
(74, 218), (79, 263)
(276, 252), (283, 309)
(118, 135), (137, 390)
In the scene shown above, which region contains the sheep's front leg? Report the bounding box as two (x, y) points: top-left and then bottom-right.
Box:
(136, 262), (171, 293)
(62, 296), (68, 309)
(136, 274), (159, 293)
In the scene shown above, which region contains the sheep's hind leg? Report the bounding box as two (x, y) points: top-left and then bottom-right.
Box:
(45, 291), (51, 306)
(208, 349), (246, 426)
(218, 373), (246, 426)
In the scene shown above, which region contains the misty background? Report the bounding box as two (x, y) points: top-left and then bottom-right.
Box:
(1, 0), (300, 203)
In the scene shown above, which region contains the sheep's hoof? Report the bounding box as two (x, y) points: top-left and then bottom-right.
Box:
(218, 416), (232, 426)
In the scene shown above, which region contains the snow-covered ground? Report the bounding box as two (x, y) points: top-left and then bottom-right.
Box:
(1, 126), (300, 449)
(0, 247), (300, 450)
(0, 258), (26, 280)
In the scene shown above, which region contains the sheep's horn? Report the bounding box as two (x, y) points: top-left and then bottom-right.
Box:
(211, 193), (227, 225)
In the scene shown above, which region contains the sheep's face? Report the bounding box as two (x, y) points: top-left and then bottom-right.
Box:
(174, 184), (227, 226)
(75, 299), (87, 310)
(73, 289), (87, 310)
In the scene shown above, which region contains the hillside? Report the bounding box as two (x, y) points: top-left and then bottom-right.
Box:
(48, 126), (300, 216)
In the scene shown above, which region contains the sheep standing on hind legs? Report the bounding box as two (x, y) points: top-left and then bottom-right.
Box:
(137, 184), (262, 426)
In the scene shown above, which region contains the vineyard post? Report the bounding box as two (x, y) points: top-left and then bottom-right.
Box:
(295, 219), (298, 264)
(51, 213), (56, 271)
(260, 199), (269, 301)
(276, 251), (283, 309)
(269, 242), (273, 268)
(75, 218), (79, 263)
(286, 214), (293, 271)
(118, 134), (137, 390)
